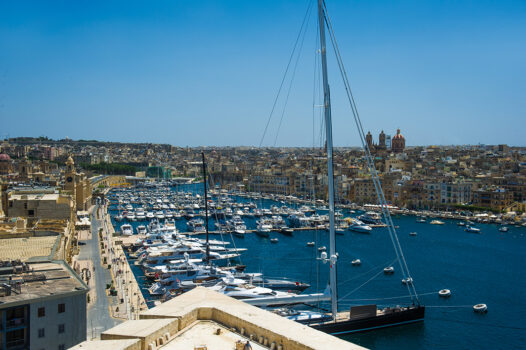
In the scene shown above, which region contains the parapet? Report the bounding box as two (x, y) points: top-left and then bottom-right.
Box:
(73, 286), (366, 350)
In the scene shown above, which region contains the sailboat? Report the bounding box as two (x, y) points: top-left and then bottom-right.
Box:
(303, 0), (425, 335)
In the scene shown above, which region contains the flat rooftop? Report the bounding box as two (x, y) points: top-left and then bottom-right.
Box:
(0, 260), (88, 307)
(164, 320), (267, 350)
(10, 193), (59, 201)
(71, 339), (140, 350)
(0, 236), (59, 261)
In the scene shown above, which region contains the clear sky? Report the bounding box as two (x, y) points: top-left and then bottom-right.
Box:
(1, 0), (525, 147)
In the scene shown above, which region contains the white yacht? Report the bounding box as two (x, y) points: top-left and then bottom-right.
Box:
(135, 208), (146, 221)
(349, 219), (372, 233)
(121, 224), (133, 236)
(465, 225), (481, 233)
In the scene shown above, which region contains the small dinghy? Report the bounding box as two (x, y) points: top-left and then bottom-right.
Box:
(438, 289), (451, 298)
(383, 266), (394, 274)
(473, 304), (487, 313)
(401, 277), (413, 285)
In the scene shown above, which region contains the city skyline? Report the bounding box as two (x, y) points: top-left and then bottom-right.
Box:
(1, 0), (525, 147)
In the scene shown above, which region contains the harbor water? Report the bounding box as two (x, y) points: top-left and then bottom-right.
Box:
(111, 185), (526, 350)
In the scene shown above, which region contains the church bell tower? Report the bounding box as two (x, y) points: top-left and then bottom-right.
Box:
(65, 156), (76, 194)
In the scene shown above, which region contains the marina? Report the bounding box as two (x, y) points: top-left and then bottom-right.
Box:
(106, 182), (526, 350)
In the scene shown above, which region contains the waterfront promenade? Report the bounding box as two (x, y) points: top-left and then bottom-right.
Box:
(100, 202), (148, 320)
(74, 205), (120, 339)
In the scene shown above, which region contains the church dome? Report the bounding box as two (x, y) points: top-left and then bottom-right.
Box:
(393, 129), (404, 140)
(0, 153), (11, 161)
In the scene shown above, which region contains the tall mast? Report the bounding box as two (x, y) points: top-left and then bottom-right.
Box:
(318, 0), (338, 319)
(201, 152), (210, 263)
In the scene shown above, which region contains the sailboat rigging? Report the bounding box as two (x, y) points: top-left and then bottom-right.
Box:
(303, 0), (425, 334)
(201, 152), (210, 263)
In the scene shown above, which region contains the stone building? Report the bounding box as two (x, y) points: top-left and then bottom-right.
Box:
(473, 188), (513, 211)
(0, 154), (14, 175)
(6, 188), (73, 220)
(366, 129), (405, 155)
(391, 129), (406, 153)
(64, 156), (92, 211)
(0, 260), (88, 350)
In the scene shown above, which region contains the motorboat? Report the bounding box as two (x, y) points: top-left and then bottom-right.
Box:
(187, 218), (205, 232)
(279, 226), (294, 236)
(121, 224), (133, 236)
(409, 232), (417, 236)
(270, 238), (279, 243)
(351, 259), (361, 266)
(402, 277), (413, 285)
(358, 211), (382, 225)
(349, 222), (372, 233)
(499, 226), (509, 232)
(430, 220), (445, 225)
(256, 221), (272, 237)
(136, 225), (147, 235)
(234, 226), (246, 237)
(306, 242), (315, 247)
(135, 208), (146, 221)
(465, 226), (481, 233)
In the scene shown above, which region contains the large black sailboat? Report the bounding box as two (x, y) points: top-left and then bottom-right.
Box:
(304, 0), (425, 335)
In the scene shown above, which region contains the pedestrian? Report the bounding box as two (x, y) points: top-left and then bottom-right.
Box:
(244, 341), (252, 350)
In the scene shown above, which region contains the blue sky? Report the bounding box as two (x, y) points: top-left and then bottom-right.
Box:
(1, 0), (525, 147)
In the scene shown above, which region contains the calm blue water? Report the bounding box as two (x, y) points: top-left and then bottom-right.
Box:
(111, 186), (526, 350)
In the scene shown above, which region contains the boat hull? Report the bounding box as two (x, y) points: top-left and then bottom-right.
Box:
(312, 305), (425, 335)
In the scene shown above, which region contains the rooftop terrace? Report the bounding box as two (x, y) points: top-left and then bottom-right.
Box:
(0, 260), (88, 307)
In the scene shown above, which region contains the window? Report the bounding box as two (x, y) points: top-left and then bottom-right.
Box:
(38, 328), (45, 338)
(58, 324), (65, 334)
(38, 307), (45, 317)
(58, 303), (65, 313)
(28, 209), (35, 216)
